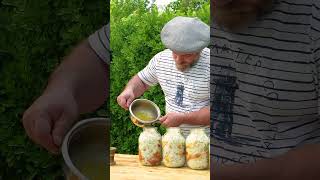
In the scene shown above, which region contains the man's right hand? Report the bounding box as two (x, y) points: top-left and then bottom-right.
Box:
(117, 75), (150, 110)
(22, 89), (78, 154)
(117, 89), (135, 110)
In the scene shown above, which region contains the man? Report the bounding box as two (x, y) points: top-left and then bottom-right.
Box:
(211, 0), (320, 179)
(22, 24), (110, 154)
(117, 16), (210, 137)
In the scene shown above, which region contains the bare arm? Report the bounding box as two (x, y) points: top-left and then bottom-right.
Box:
(124, 75), (149, 97)
(160, 106), (210, 127)
(117, 75), (149, 109)
(44, 39), (109, 113)
(23, 39), (109, 153)
(213, 144), (320, 180)
(183, 106), (210, 125)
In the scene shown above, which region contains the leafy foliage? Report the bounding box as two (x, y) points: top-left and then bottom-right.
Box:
(0, 0), (209, 178)
(0, 0), (108, 179)
(110, 0), (209, 154)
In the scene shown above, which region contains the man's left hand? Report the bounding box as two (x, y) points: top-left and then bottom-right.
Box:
(159, 112), (185, 127)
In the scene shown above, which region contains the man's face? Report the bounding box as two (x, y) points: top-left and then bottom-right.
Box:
(172, 51), (200, 72)
(212, 0), (274, 30)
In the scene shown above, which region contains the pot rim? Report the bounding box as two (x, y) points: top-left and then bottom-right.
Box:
(129, 99), (161, 124)
(61, 117), (110, 180)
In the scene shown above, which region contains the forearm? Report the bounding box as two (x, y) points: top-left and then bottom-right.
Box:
(183, 106), (210, 125)
(44, 39), (109, 114)
(214, 144), (320, 180)
(123, 75), (149, 98)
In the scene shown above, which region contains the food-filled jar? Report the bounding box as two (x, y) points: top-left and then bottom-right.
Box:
(138, 127), (162, 166)
(162, 127), (186, 167)
(186, 128), (209, 169)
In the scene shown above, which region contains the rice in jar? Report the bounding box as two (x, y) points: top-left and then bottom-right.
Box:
(138, 127), (162, 166)
(162, 127), (186, 167)
(186, 128), (209, 169)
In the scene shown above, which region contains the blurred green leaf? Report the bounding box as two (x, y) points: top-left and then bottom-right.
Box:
(0, 0), (108, 178)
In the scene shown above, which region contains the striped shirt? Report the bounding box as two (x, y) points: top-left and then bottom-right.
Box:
(211, 0), (320, 166)
(88, 23), (111, 64)
(138, 48), (210, 137)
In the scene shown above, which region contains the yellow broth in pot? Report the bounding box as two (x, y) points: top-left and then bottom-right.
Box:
(134, 111), (155, 121)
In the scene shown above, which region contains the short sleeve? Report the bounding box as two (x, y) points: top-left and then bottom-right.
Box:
(137, 53), (160, 86)
(88, 24), (111, 64)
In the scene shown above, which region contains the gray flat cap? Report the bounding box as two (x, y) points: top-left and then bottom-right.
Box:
(161, 16), (210, 53)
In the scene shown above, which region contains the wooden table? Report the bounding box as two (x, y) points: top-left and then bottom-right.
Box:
(110, 154), (210, 180)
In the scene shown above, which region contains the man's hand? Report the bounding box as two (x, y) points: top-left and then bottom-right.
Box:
(117, 89), (135, 110)
(22, 39), (109, 153)
(117, 75), (150, 110)
(22, 89), (78, 154)
(159, 112), (185, 127)
(159, 107), (210, 127)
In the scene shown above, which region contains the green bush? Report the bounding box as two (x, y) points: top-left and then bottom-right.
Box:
(110, 0), (209, 154)
(0, 0), (109, 179)
(0, 0), (209, 178)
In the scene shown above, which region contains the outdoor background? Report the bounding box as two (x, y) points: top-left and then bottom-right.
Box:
(0, 0), (209, 179)
(110, 0), (209, 154)
(0, 0), (109, 179)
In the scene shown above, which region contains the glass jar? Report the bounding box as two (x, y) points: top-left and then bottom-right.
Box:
(138, 127), (162, 166)
(186, 128), (209, 169)
(162, 127), (186, 167)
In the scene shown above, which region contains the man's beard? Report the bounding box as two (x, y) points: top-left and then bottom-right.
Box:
(175, 55), (200, 72)
(176, 64), (190, 72)
(212, 0), (274, 31)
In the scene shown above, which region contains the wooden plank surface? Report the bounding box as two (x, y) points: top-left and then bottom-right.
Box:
(110, 154), (210, 180)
